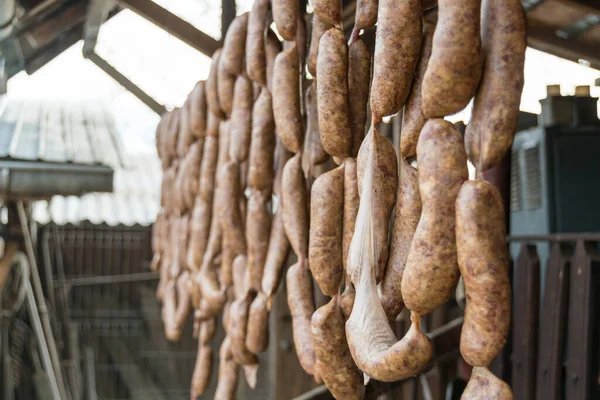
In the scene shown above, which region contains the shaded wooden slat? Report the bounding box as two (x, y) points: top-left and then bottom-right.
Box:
(512, 243), (540, 400)
(536, 242), (570, 400)
(566, 240), (600, 400)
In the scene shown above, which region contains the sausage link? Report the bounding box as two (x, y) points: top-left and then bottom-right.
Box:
(312, 297), (364, 399)
(348, 37), (371, 157)
(307, 14), (333, 77)
(246, 190), (272, 292)
(219, 162), (247, 259)
(266, 30), (282, 93)
(207, 49), (223, 117)
(217, 63), (236, 116)
(261, 204), (291, 298)
(309, 164), (344, 296)
(302, 82), (328, 176)
(312, 0), (342, 26)
(342, 158), (359, 275)
(352, 128), (398, 283)
(200, 317), (217, 344)
(282, 153), (309, 258)
(461, 367), (513, 399)
(229, 75), (254, 162)
(176, 99), (195, 158)
(272, 0), (298, 40)
(221, 13), (249, 76)
(173, 270), (192, 332)
(248, 90), (276, 192)
(421, 0), (483, 117)
(354, 0), (378, 29)
(400, 20), (434, 160)
(273, 138), (293, 198)
(401, 119), (468, 316)
(379, 159), (421, 321)
(273, 43), (303, 153)
(246, 0), (269, 85)
(191, 344), (212, 398)
(246, 292), (270, 354)
(456, 180), (511, 366)
(215, 337), (239, 400)
(370, 0), (421, 119)
(232, 254), (248, 300)
(286, 261), (317, 375)
(340, 282), (355, 321)
(317, 28), (351, 158)
(229, 294), (259, 365)
(464, 0), (526, 171)
(189, 81), (207, 138)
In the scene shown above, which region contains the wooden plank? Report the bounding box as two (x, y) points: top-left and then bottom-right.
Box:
(536, 242), (570, 400)
(116, 0), (220, 55)
(565, 240), (600, 400)
(527, 20), (600, 70)
(221, 0), (235, 38)
(512, 243), (540, 400)
(86, 52), (166, 116)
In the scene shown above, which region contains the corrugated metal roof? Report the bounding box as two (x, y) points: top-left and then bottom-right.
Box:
(0, 97), (125, 168)
(32, 154), (161, 226)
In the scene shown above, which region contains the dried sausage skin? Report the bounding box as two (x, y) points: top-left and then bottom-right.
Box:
(456, 180), (511, 367)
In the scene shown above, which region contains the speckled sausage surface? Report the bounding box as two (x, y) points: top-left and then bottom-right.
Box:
(309, 164), (345, 296)
(461, 367), (513, 400)
(286, 261), (317, 375)
(207, 50), (223, 117)
(191, 345), (212, 398)
(246, 189), (272, 292)
(221, 14), (249, 76)
(354, 0), (378, 29)
(217, 67), (236, 116)
(312, 297), (364, 399)
(248, 90), (276, 192)
(302, 82), (329, 175)
(307, 14), (333, 77)
(273, 44), (303, 153)
(421, 0), (483, 117)
(189, 81), (207, 138)
(246, 0), (269, 85)
(400, 20), (434, 160)
(464, 0), (526, 172)
(342, 158), (359, 275)
(379, 160), (421, 321)
(317, 28), (351, 158)
(272, 0), (298, 40)
(348, 38), (371, 157)
(214, 337), (239, 400)
(229, 75), (254, 162)
(229, 294), (258, 365)
(261, 205), (291, 298)
(282, 153), (309, 258)
(456, 180), (511, 366)
(401, 119), (468, 316)
(353, 129), (398, 283)
(312, 0), (342, 26)
(246, 292), (270, 354)
(370, 0), (421, 119)
(266, 30), (282, 93)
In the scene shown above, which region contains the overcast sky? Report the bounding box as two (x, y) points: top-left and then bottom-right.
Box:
(6, 1), (600, 155)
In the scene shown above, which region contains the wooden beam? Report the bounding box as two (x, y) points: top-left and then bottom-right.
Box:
(83, 0), (115, 56)
(86, 51), (166, 115)
(221, 0), (236, 38)
(116, 0), (220, 56)
(527, 21), (600, 70)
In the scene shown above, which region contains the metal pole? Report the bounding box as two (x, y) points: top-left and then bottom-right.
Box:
(25, 281), (61, 400)
(16, 202), (68, 400)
